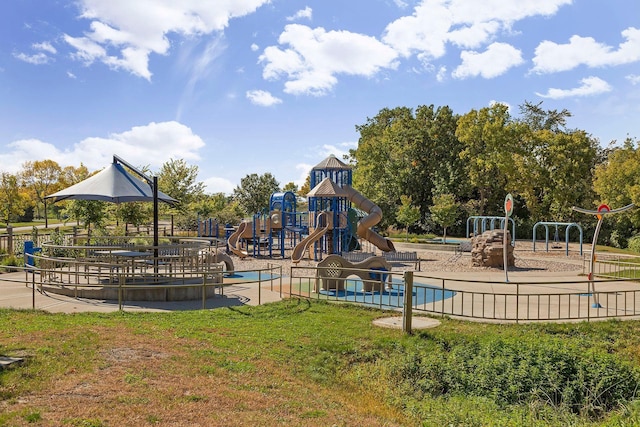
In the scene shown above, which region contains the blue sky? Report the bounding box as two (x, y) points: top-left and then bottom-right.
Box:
(1, 0), (639, 195)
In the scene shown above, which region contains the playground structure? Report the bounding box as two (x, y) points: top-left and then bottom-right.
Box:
(315, 254), (392, 293)
(213, 155), (395, 263)
(532, 221), (583, 256)
(466, 216), (516, 245)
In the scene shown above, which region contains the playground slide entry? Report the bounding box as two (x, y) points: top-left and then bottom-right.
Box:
(227, 222), (249, 258)
(203, 249), (234, 273)
(291, 212), (330, 263)
(343, 185), (395, 252)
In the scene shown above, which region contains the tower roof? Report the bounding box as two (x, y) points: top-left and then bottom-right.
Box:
(312, 154), (351, 170)
(307, 177), (348, 197)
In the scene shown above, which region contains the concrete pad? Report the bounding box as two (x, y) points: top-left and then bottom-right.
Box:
(373, 316), (441, 329)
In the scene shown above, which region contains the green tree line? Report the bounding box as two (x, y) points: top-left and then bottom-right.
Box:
(350, 101), (639, 247)
(0, 158), (297, 234)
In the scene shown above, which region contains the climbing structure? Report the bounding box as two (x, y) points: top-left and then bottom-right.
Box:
(294, 155), (394, 262)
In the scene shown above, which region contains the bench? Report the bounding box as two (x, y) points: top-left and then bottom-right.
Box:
(382, 251), (421, 270)
(340, 252), (376, 262)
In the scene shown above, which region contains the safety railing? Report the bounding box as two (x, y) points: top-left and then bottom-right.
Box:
(288, 266), (640, 323)
(2, 252), (282, 311)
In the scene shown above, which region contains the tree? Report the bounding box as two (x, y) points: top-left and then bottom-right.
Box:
(456, 103), (517, 215)
(351, 106), (417, 228)
(396, 195), (421, 241)
(0, 172), (29, 227)
(233, 173), (280, 216)
(20, 159), (63, 227)
(430, 193), (460, 243)
(64, 200), (108, 237)
(157, 158), (205, 211)
(118, 202), (151, 234)
(282, 182), (298, 194)
(594, 137), (640, 231)
(298, 175), (311, 196)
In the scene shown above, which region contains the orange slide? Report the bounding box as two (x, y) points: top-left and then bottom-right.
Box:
(343, 185), (395, 252)
(227, 222), (249, 258)
(291, 212), (329, 263)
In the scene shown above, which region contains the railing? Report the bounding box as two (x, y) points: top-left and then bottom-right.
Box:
(1, 252), (282, 312)
(588, 252), (640, 280)
(288, 266), (640, 323)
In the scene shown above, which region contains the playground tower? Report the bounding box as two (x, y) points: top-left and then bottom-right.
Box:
(304, 155), (394, 256)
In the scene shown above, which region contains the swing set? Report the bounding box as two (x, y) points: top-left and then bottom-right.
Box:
(532, 221), (583, 256)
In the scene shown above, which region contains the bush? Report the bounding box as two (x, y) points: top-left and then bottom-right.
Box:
(384, 336), (640, 419)
(0, 254), (22, 272)
(628, 234), (640, 254)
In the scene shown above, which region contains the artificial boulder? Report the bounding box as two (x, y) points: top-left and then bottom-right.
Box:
(471, 229), (515, 268)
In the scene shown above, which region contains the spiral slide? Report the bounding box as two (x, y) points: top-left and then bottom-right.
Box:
(227, 222), (249, 258)
(291, 212), (329, 263)
(343, 185), (395, 252)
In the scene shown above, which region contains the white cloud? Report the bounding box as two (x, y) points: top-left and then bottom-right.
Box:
(436, 65), (447, 82)
(259, 24), (399, 96)
(452, 42), (523, 79)
(64, 0), (271, 80)
(246, 90), (283, 106)
(33, 42), (57, 54)
(383, 0), (571, 59)
(251, 43), (259, 51)
(13, 52), (52, 65)
(627, 74), (640, 85)
(532, 27), (640, 74)
(14, 41), (58, 65)
(286, 6), (312, 22)
(536, 76), (612, 99)
(0, 121), (205, 174)
(202, 176), (236, 194)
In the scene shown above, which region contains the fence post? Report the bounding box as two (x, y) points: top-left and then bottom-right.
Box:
(202, 273), (206, 310)
(7, 226), (13, 255)
(403, 271), (413, 334)
(258, 270), (262, 305)
(441, 278), (445, 317)
(516, 282), (520, 324)
(31, 270), (36, 310)
(118, 274), (123, 311)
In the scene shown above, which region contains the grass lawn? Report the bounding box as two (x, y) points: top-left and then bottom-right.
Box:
(2, 300), (640, 426)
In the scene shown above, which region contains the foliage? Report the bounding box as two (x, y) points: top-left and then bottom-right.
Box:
(157, 158), (205, 212)
(0, 172), (29, 225)
(116, 202), (151, 233)
(19, 159), (63, 225)
(430, 193), (460, 242)
(0, 254), (21, 270)
(63, 200), (108, 235)
(350, 101), (602, 238)
(594, 137), (640, 238)
(628, 235), (640, 253)
(299, 175), (311, 196)
(396, 195), (420, 241)
(233, 173), (280, 216)
(282, 181), (298, 194)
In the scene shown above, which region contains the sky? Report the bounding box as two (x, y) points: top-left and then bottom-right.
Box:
(1, 0), (639, 195)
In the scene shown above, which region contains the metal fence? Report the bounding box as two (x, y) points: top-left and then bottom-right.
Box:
(1, 251), (282, 312)
(288, 266), (640, 323)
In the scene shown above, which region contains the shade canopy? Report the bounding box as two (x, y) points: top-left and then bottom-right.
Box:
(45, 163), (177, 205)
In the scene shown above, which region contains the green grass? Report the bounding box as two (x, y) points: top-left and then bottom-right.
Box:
(2, 302), (640, 426)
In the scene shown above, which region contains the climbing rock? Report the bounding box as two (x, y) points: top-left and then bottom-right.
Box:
(471, 230), (515, 268)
